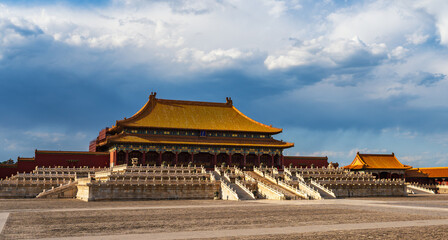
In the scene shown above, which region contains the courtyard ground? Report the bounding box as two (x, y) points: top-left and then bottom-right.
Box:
(0, 195), (447, 239)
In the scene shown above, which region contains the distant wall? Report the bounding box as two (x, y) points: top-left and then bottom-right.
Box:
(34, 151), (109, 168)
(0, 151), (110, 179)
(0, 164), (19, 179)
(283, 156), (329, 168)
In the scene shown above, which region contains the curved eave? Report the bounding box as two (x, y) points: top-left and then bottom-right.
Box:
(100, 135), (293, 149)
(116, 97), (153, 126)
(109, 139), (294, 148)
(231, 106), (282, 133)
(111, 126), (281, 134)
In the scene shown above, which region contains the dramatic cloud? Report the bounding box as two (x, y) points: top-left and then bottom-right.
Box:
(1, 0), (448, 167)
(264, 36), (388, 70)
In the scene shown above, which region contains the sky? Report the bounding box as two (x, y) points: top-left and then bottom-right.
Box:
(1, 0), (448, 167)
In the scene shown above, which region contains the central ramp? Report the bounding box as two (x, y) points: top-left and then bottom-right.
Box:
(245, 171), (302, 200)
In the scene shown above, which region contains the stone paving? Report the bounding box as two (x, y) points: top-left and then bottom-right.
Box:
(0, 195), (447, 239)
(36, 219), (448, 240)
(0, 213), (8, 234)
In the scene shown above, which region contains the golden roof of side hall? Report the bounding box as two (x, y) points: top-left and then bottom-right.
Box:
(99, 133), (294, 148)
(410, 167), (448, 178)
(344, 152), (412, 170)
(108, 93), (282, 134)
(405, 168), (429, 178)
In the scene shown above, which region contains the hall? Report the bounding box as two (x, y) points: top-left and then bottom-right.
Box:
(90, 92), (294, 168)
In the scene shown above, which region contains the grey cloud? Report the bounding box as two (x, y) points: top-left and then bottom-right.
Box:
(417, 72), (446, 87)
(0, 19), (44, 37)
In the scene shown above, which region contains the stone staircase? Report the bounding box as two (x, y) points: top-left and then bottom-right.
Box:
(210, 170), (222, 182)
(309, 179), (336, 199)
(36, 181), (78, 199)
(406, 183), (436, 194)
(229, 182), (255, 200)
(213, 168), (255, 200)
(246, 171), (301, 200)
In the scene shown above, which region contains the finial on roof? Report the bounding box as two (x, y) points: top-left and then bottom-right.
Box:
(226, 97), (233, 105)
(150, 92), (157, 100)
(392, 152), (394, 156)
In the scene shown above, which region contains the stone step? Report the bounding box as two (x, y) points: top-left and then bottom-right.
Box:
(229, 183), (254, 200)
(406, 184), (435, 194)
(246, 171), (300, 200)
(36, 181), (78, 199)
(310, 181), (336, 199)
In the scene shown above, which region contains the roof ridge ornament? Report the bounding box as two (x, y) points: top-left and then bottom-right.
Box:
(226, 97), (233, 106)
(150, 92), (157, 100)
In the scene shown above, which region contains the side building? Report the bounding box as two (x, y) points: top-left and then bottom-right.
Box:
(406, 167), (448, 185)
(90, 93), (294, 168)
(344, 152), (412, 179)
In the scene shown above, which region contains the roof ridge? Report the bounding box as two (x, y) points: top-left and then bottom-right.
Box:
(157, 98), (231, 107)
(418, 167), (448, 169)
(358, 153), (394, 156)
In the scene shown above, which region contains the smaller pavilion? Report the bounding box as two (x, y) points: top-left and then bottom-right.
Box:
(406, 167), (448, 185)
(344, 152), (412, 179)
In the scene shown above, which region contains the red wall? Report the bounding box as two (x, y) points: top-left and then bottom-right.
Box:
(0, 164), (19, 179)
(34, 151), (110, 168)
(0, 151), (110, 179)
(283, 156), (329, 168)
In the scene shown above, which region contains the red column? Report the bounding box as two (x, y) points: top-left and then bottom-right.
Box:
(281, 154), (284, 168)
(142, 151), (146, 165)
(125, 151), (129, 165)
(243, 154), (247, 167)
(271, 154), (274, 167)
(257, 154), (261, 166)
(191, 152), (194, 164)
(229, 153), (232, 166)
(175, 152), (179, 165)
(158, 151), (162, 165)
(110, 150), (117, 167)
(213, 153), (217, 166)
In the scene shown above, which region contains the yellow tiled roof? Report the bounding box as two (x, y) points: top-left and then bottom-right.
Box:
(405, 169), (429, 178)
(415, 167), (448, 178)
(105, 134), (294, 148)
(344, 153), (412, 170)
(110, 94), (282, 133)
